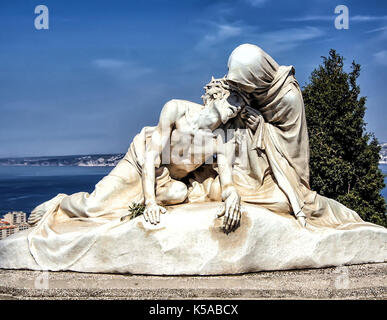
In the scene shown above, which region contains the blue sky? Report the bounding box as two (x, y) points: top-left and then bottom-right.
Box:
(0, 0), (386, 157)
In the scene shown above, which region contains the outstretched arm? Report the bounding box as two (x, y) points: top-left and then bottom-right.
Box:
(215, 134), (241, 233)
(142, 101), (180, 224)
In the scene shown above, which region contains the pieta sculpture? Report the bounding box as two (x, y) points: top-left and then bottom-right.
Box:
(0, 44), (386, 274)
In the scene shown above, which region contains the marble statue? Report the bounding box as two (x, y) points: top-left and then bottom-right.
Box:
(0, 44), (386, 275)
(28, 78), (245, 233)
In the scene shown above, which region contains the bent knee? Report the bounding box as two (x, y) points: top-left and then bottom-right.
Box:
(170, 181), (188, 203)
(159, 181), (188, 205)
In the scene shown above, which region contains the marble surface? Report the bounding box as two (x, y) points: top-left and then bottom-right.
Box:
(1, 203), (386, 275)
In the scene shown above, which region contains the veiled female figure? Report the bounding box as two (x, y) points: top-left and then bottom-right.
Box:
(225, 43), (370, 229)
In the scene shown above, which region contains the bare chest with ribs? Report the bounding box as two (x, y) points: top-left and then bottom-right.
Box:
(164, 111), (217, 180)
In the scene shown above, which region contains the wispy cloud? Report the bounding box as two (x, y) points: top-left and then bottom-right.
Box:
(352, 15), (387, 22)
(287, 14), (387, 23)
(263, 26), (324, 43)
(93, 59), (126, 69)
(257, 26), (325, 52)
(244, 0), (269, 7)
(365, 26), (387, 34)
(374, 50), (387, 66)
(195, 19), (325, 55)
(285, 15), (333, 22)
(195, 23), (246, 51)
(92, 58), (152, 81)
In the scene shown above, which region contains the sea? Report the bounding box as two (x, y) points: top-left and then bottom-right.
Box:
(0, 164), (386, 217)
(0, 166), (113, 216)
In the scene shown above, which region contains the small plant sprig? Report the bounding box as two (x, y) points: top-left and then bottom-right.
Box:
(120, 202), (146, 222)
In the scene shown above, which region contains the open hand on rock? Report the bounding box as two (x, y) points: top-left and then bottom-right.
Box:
(144, 203), (167, 225)
(217, 189), (241, 233)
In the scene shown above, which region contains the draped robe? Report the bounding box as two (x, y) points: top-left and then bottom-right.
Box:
(225, 43), (366, 228)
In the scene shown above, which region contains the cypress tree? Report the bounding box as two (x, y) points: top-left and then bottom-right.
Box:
(303, 49), (387, 227)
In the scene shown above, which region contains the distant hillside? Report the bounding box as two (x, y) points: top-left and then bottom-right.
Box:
(0, 154), (125, 167)
(1, 146), (386, 166)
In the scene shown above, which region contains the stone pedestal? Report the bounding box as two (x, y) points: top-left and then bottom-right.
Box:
(0, 263), (386, 299)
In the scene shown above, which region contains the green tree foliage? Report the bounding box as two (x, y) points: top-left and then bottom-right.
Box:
(303, 49), (387, 227)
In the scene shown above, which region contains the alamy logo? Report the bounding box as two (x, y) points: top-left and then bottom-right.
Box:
(34, 270), (50, 289)
(333, 266), (350, 289)
(34, 5), (49, 30)
(335, 5), (349, 30)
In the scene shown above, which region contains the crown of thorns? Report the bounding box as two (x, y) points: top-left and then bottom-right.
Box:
(203, 76), (251, 106)
(202, 77), (230, 101)
(204, 76), (230, 91)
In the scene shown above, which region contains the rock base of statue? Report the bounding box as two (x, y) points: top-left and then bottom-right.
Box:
(0, 203), (386, 275)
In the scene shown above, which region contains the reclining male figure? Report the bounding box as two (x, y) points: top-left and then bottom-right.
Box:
(28, 78), (245, 234)
(141, 78), (245, 233)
